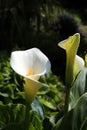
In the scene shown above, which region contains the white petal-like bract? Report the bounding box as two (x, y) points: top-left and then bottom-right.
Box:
(73, 55), (84, 78)
(10, 48), (51, 81)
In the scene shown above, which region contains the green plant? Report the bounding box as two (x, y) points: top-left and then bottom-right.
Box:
(0, 33), (87, 130)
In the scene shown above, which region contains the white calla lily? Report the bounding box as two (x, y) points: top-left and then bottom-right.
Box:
(10, 48), (51, 103)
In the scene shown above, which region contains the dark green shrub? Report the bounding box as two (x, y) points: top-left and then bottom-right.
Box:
(50, 13), (87, 56)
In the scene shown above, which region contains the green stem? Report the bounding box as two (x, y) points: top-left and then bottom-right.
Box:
(23, 102), (31, 130)
(64, 87), (70, 114)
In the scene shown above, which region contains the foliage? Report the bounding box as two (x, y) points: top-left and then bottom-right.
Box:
(53, 68), (87, 130)
(0, 1), (87, 129)
(52, 33), (87, 130)
(0, 52), (65, 130)
(1, 37), (87, 129)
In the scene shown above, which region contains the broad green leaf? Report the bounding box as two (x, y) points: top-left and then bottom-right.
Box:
(37, 85), (50, 95)
(39, 95), (57, 110)
(31, 98), (44, 120)
(0, 92), (9, 97)
(30, 111), (43, 130)
(70, 67), (87, 109)
(53, 93), (87, 130)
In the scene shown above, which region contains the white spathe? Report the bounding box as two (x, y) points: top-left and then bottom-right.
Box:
(74, 55), (85, 79)
(10, 48), (51, 81)
(10, 48), (51, 103)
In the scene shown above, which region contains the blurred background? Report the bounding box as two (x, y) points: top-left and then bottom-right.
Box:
(0, 0), (87, 82)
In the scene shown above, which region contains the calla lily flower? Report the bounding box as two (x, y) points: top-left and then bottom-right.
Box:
(85, 54), (87, 67)
(10, 48), (51, 103)
(58, 33), (84, 87)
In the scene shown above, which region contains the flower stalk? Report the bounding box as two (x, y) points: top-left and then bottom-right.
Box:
(58, 33), (84, 113)
(23, 103), (31, 130)
(64, 86), (71, 113)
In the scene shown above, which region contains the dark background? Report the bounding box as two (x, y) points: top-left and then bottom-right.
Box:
(0, 0), (87, 82)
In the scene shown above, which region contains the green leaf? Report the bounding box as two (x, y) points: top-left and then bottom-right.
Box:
(70, 67), (87, 109)
(39, 95), (56, 110)
(30, 111), (43, 130)
(53, 93), (87, 130)
(0, 103), (25, 129)
(31, 98), (44, 120)
(29, 123), (35, 130)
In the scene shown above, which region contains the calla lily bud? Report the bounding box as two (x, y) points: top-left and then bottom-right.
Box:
(85, 54), (87, 67)
(58, 33), (84, 87)
(10, 48), (51, 103)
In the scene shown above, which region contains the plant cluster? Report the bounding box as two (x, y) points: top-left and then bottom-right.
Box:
(0, 33), (87, 130)
(0, 51), (64, 130)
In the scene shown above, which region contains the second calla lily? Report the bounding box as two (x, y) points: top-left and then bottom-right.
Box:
(10, 48), (51, 103)
(58, 33), (84, 87)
